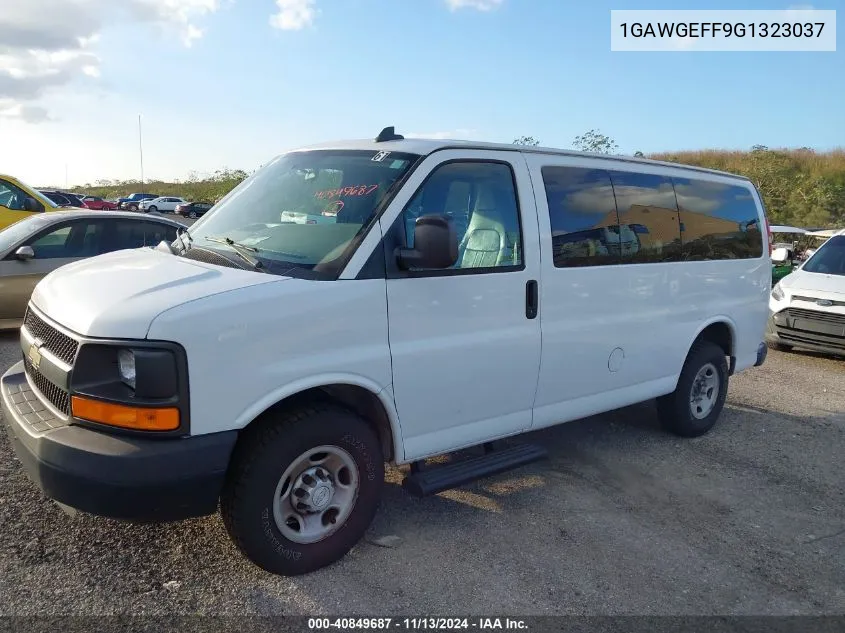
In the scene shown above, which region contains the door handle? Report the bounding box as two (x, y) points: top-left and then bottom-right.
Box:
(525, 279), (538, 319)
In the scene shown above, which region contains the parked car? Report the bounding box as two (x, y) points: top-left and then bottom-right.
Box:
(0, 174), (61, 230)
(118, 193), (158, 211)
(0, 209), (185, 330)
(139, 196), (187, 213)
(39, 190), (74, 207)
(174, 201), (213, 218)
(81, 195), (118, 210)
(767, 231), (845, 357)
(0, 128), (770, 577)
(61, 192), (90, 208)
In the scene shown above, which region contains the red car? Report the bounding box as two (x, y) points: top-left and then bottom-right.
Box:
(81, 195), (118, 210)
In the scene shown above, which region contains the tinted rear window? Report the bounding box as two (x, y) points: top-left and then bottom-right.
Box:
(673, 178), (763, 260)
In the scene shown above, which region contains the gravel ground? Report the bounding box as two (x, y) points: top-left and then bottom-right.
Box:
(0, 331), (843, 616)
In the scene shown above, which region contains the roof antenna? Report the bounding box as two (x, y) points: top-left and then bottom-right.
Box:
(375, 126), (404, 142)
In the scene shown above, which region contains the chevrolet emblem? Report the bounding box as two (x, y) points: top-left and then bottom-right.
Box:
(28, 340), (43, 370)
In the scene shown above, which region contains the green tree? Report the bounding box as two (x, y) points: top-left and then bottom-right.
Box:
(513, 136), (540, 146)
(573, 129), (619, 154)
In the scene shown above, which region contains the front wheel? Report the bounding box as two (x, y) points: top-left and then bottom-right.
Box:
(189, 211), (197, 218)
(221, 404), (384, 576)
(657, 341), (729, 438)
(147, 205), (157, 213)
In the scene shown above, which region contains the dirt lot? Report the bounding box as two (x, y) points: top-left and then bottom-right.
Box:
(0, 333), (843, 616)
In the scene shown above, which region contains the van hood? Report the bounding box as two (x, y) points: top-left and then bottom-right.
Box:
(781, 269), (845, 297)
(30, 248), (284, 338)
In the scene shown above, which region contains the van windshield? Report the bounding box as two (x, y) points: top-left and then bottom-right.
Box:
(186, 150), (419, 277)
(801, 235), (845, 276)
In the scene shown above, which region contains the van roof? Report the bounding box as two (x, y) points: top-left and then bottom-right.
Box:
(294, 132), (752, 182)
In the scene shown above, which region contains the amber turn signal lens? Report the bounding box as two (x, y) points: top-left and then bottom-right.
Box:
(71, 396), (179, 431)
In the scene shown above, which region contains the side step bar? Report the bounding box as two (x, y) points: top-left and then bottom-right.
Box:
(401, 443), (548, 497)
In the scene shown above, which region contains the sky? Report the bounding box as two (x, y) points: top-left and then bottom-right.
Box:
(1, 0), (843, 188)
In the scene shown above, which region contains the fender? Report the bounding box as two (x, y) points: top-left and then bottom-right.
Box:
(674, 315), (738, 385)
(232, 372), (405, 462)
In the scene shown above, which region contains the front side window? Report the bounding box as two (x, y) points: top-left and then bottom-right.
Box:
(401, 161), (522, 271)
(0, 215), (56, 255)
(27, 220), (105, 258)
(673, 178), (763, 260)
(0, 180), (32, 211)
(802, 235), (845, 276)
(187, 150), (419, 277)
(541, 166), (619, 268)
(609, 171), (682, 263)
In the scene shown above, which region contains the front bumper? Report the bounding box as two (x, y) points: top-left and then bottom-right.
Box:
(766, 309), (845, 357)
(2, 361), (237, 522)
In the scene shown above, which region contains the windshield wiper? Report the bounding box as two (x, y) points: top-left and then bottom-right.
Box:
(205, 236), (264, 271)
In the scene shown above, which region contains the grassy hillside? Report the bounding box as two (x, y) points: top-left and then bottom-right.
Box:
(72, 148), (845, 228)
(650, 147), (845, 228)
(71, 169), (251, 205)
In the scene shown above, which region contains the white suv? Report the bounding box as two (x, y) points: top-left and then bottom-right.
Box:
(1, 128), (771, 577)
(767, 230), (845, 356)
(139, 196), (186, 213)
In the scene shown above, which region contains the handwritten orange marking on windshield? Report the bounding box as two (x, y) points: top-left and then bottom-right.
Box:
(314, 184), (379, 200)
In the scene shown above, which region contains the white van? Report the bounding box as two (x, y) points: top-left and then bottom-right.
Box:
(1, 128), (771, 576)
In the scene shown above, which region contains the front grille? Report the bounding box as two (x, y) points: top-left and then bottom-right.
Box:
(23, 357), (70, 415)
(23, 308), (79, 365)
(782, 308), (845, 328)
(793, 296), (845, 308)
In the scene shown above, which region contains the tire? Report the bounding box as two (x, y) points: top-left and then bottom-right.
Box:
(656, 341), (729, 438)
(189, 211), (197, 218)
(221, 403), (384, 576)
(128, 204), (138, 212)
(148, 205), (157, 213)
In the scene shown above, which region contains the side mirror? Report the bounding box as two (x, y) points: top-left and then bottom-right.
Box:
(396, 214), (458, 270)
(23, 197), (43, 213)
(771, 247), (790, 264)
(15, 246), (35, 261)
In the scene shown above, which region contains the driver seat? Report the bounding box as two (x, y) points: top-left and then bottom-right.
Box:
(458, 185), (517, 269)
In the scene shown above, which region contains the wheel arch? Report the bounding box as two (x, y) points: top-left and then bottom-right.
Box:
(233, 375), (404, 463)
(679, 317), (737, 382)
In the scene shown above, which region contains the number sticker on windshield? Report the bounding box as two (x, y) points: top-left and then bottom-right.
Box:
(314, 185), (378, 200)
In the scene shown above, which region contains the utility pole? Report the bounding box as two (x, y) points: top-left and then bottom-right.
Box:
(65, 164), (68, 189)
(138, 114), (145, 194)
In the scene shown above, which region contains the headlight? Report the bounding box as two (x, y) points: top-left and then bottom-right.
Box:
(117, 349), (136, 389)
(771, 282), (785, 301)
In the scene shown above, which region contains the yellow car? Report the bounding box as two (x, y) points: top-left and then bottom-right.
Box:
(0, 174), (63, 230)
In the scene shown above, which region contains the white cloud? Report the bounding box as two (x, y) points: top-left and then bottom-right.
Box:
(270, 0), (317, 30)
(0, 100), (51, 123)
(406, 128), (479, 140)
(445, 0), (504, 11)
(0, 0), (222, 122)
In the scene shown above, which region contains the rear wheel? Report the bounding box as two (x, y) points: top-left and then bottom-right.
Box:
(657, 341), (729, 438)
(127, 203), (138, 212)
(221, 404), (384, 576)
